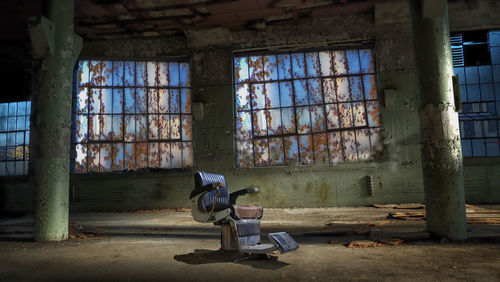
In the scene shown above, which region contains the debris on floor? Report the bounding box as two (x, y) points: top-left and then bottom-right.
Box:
(377, 238), (404, 246)
(347, 240), (384, 248)
(387, 211), (426, 220)
(372, 204), (398, 208)
(353, 220), (391, 235)
(395, 203), (425, 209)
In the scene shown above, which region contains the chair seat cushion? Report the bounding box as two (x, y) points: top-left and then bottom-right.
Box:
(234, 205), (263, 219)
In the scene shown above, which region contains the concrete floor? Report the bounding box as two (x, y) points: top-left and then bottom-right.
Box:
(1, 206), (499, 281)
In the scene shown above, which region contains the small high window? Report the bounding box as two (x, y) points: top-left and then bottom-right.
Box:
(0, 101), (30, 176)
(234, 47), (382, 168)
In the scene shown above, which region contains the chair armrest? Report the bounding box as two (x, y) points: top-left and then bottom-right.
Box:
(189, 182), (226, 199)
(229, 187), (258, 205)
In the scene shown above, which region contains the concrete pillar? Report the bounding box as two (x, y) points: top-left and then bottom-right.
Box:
(32, 0), (76, 241)
(410, 0), (467, 240)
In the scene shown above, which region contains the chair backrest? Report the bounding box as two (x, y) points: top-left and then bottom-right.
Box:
(193, 171), (230, 212)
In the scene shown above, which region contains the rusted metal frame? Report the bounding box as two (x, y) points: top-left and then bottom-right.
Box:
(333, 50), (346, 163)
(244, 56), (257, 167)
(302, 53), (316, 165)
(288, 54), (301, 166)
(317, 51), (332, 164)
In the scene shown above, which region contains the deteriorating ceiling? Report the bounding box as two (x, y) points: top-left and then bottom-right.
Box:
(75, 0), (375, 39)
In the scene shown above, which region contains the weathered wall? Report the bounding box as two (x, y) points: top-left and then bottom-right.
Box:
(1, 0), (500, 213)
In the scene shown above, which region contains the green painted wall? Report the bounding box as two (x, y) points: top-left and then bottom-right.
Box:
(1, 0), (500, 213)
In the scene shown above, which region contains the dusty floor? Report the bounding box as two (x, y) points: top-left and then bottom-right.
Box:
(1, 206), (499, 282)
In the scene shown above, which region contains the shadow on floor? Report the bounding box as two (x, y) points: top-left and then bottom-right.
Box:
(174, 249), (290, 270)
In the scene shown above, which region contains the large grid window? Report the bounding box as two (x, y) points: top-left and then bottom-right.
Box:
(452, 30), (500, 157)
(73, 60), (192, 173)
(0, 101), (30, 176)
(234, 48), (382, 168)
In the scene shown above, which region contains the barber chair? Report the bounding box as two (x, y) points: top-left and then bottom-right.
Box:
(190, 171), (299, 255)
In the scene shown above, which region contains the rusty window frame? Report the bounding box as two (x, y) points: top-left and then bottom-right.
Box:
(0, 101), (31, 176)
(233, 46), (383, 168)
(71, 59), (193, 174)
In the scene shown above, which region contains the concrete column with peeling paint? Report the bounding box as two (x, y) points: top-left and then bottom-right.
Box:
(410, 0), (467, 240)
(32, 0), (76, 241)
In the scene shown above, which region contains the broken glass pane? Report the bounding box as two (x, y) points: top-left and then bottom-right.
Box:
(319, 51), (333, 76)
(159, 89), (169, 113)
(170, 115), (181, 139)
(236, 140), (253, 168)
(310, 106), (325, 132)
(363, 75), (377, 100)
(308, 78), (322, 105)
(136, 62), (147, 86)
(296, 106), (311, 134)
(277, 54), (292, 80)
(306, 52), (320, 77)
(346, 50), (360, 74)
(323, 78), (336, 103)
(333, 51), (347, 75)
(75, 144), (87, 173)
(294, 79), (308, 106)
(356, 129), (371, 160)
(339, 103), (353, 128)
(292, 53), (306, 78)
(352, 102), (367, 127)
(100, 115), (112, 140)
(235, 57), (249, 83)
(236, 111), (252, 140)
(78, 60), (90, 86)
(169, 62), (180, 86)
(266, 82), (280, 108)
(76, 88), (88, 114)
(135, 115), (147, 141)
(253, 110), (267, 136)
(269, 137), (284, 166)
(342, 130), (357, 161)
(252, 83), (265, 110)
(89, 60), (101, 86)
(336, 77), (350, 102)
(254, 139), (269, 166)
(236, 84), (251, 111)
(75, 115), (88, 143)
(299, 134), (313, 165)
(359, 49), (374, 73)
(89, 114), (99, 140)
(281, 108), (295, 134)
(267, 109), (282, 135)
(264, 55), (278, 81)
(313, 133), (328, 164)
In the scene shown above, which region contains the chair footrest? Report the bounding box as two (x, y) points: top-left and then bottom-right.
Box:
(268, 232), (299, 253)
(240, 243), (277, 254)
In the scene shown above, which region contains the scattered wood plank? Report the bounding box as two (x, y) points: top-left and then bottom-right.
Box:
(377, 238), (404, 246)
(387, 211), (426, 220)
(347, 240), (384, 248)
(467, 218), (500, 225)
(354, 220), (391, 234)
(395, 203), (425, 209)
(373, 204), (398, 208)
